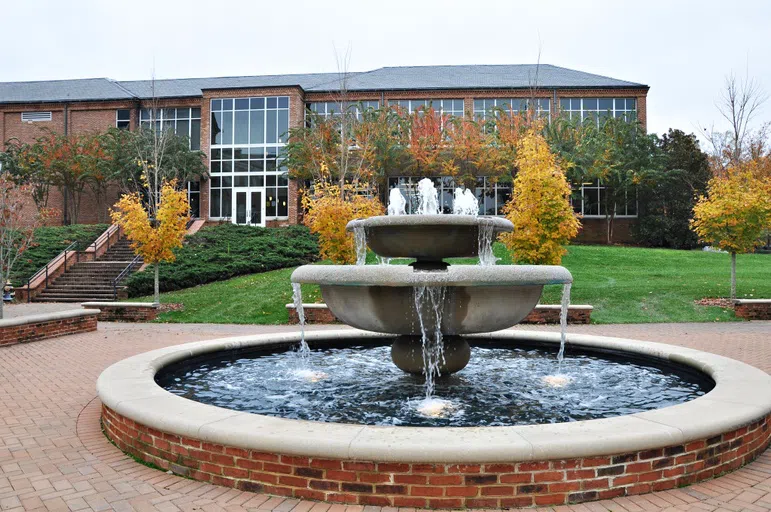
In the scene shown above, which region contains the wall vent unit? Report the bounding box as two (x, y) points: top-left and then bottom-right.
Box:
(21, 111), (53, 122)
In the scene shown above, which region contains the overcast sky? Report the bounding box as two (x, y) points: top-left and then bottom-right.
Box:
(2, 0), (769, 139)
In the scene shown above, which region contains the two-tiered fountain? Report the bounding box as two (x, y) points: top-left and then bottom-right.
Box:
(98, 178), (771, 508)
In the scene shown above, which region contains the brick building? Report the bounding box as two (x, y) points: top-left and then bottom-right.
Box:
(0, 64), (649, 242)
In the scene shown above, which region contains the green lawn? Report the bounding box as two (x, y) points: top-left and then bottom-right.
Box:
(138, 244), (771, 325)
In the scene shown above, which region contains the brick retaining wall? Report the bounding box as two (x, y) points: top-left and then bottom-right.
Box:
(81, 302), (158, 322)
(102, 405), (770, 508)
(734, 300), (771, 320)
(286, 304), (592, 325)
(0, 310), (98, 346)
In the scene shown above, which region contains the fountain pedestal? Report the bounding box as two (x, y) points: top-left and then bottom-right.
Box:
(391, 336), (471, 374)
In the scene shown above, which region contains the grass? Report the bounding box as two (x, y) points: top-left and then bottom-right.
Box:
(9, 224), (108, 286)
(137, 244), (771, 325)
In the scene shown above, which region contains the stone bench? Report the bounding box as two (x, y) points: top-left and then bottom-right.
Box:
(287, 303), (593, 325)
(734, 299), (771, 320)
(81, 302), (159, 322)
(0, 309), (99, 346)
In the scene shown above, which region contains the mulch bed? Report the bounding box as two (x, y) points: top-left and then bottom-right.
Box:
(158, 303), (185, 313)
(695, 298), (734, 308)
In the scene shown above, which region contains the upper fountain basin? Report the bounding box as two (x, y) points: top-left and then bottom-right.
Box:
(291, 265), (572, 335)
(346, 215), (513, 260)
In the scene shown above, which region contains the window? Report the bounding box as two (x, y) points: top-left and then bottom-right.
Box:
(209, 96), (290, 220)
(473, 98), (550, 121)
(307, 100), (379, 120)
(389, 99), (464, 118)
(139, 107), (201, 149)
(116, 109), (130, 130)
(571, 179), (637, 217)
(559, 98), (637, 125)
(21, 111), (52, 122)
(387, 176), (512, 216)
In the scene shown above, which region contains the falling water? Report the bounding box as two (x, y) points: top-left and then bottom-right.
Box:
(376, 255), (391, 265)
(387, 188), (407, 215)
(478, 218), (497, 266)
(413, 285), (447, 398)
(557, 283), (572, 367)
(452, 188), (479, 215)
(416, 178), (440, 215)
(353, 225), (367, 265)
(291, 283), (311, 360)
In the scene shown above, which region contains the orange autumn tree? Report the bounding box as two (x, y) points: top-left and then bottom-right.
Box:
(500, 130), (581, 264)
(111, 180), (190, 304)
(302, 181), (384, 264)
(691, 162), (771, 300)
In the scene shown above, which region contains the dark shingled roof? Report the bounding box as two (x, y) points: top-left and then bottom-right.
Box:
(0, 65), (647, 104)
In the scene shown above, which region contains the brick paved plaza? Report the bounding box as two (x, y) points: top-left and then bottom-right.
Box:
(1, 317), (770, 511)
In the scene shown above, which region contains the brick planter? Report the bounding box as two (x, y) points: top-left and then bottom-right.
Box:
(0, 310), (98, 346)
(734, 299), (771, 320)
(287, 303), (592, 325)
(102, 405), (771, 508)
(81, 302), (158, 322)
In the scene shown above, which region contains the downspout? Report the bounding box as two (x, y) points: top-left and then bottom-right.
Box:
(63, 104), (69, 225)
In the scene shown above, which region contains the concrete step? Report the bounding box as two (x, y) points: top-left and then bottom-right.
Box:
(35, 297), (116, 303)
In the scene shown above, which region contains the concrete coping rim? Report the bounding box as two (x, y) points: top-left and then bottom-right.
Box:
(97, 328), (771, 463)
(346, 214), (514, 233)
(0, 308), (99, 328)
(82, 302), (158, 309)
(291, 265), (573, 287)
(734, 299), (771, 304)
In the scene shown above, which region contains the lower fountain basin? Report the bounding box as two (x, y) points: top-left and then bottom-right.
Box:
(291, 265), (572, 335)
(98, 330), (771, 508)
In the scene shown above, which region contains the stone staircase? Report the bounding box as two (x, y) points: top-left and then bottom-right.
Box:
(34, 239), (143, 303)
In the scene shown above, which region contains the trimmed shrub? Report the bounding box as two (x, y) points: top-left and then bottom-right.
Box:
(124, 224), (318, 297)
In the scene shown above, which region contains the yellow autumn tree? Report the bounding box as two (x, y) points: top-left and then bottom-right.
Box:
(302, 182), (384, 264)
(500, 130), (581, 264)
(691, 163), (771, 300)
(111, 180), (190, 304)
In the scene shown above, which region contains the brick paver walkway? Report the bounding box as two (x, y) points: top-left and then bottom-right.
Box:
(1, 320), (770, 511)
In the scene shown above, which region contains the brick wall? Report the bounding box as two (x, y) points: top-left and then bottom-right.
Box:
(734, 301), (771, 320)
(102, 405), (770, 508)
(81, 303), (158, 322)
(0, 313), (97, 346)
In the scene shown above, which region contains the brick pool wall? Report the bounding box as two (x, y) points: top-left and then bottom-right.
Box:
(102, 405), (771, 508)
(0, 313), (98, 346)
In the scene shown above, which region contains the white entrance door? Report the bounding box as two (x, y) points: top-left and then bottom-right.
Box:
(232, 188), (266, 227)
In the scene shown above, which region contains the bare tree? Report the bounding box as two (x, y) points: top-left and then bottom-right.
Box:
(702, 68), (768, 174)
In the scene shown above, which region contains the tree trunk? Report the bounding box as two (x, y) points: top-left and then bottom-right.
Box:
(154, 263), (160, 305)
(730, 252), (737, 301)
(0, 297), (4, 320)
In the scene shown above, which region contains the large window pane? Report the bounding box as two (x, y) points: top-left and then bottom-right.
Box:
(210, 189), (221, 217)
(190, 120), (201, 150)
(221, 112), (233, 144)
(250, 111), (264, 144)
(211, 112), (222, 144)
(234, 111), (249, 144)
(266, 110), (277, 143)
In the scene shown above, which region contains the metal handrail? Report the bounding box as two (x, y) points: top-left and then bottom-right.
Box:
(25, 241), (78, 302)
(87, 224), (120, 257)
(112, 255), (143, 300)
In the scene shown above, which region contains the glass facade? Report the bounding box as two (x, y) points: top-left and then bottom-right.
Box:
(559, 98), (637, 124)
(387, 176), (512, 216)
(571, 179), (637, 217)
(139, 108), (201, 150)
(389, 99), (465, 118)
(473, 98), (550, 121)
(209, 96), (290, 220)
